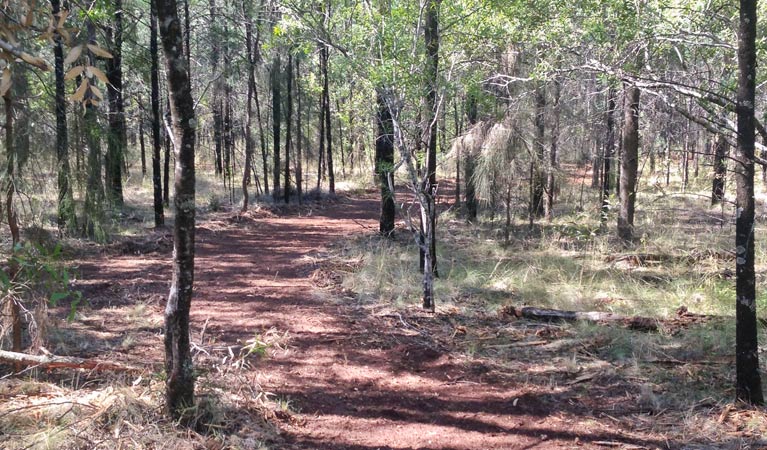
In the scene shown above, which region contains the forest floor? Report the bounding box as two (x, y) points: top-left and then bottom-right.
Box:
(2, 185), (767, 449)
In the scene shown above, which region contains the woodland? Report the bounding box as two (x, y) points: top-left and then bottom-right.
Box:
(0, 0), (766, 449)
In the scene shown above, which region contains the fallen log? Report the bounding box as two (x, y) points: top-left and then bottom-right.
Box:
(506, 306), (659, 332)
(0, 349), (143, 373)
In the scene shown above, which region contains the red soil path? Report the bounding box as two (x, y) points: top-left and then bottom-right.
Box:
(76, 193), (669, 450)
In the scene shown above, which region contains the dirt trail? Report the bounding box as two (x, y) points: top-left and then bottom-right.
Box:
(77, 193), (667, 450)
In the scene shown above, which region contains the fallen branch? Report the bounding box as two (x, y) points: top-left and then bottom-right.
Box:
(506, 306), (659, 331)
(0, 349), (142, 372)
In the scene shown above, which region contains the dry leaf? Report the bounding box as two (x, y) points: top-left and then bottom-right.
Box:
(90, 84), (102, 100)
(71, 78), (88, 102)
(87, 66), (109, 85)
(64, 65), (84, 81)
(87, 44), (113, 59)
(63, 45), (81, 65)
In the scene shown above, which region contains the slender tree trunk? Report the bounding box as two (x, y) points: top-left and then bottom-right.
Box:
(296, 57), (303, 204)
(712, 134), (727, 205)
(4, 91), (20, 356)
(465, 92), (478, 220)
(422, 0), (440, 282)
(734, 0), (764, 405)
(454, 98), (461, 205)
(242, 0), (255, 211)
(52, 0), (76, 233)
(617, 84), (639, 243)
(105, 0), (125, 208)
(272, 54), (281, 200)
(376, 91), (395, 236)
(163, 98), (171, 206)
(156, 0), (198, 419)
(323, 46), (334, 194)
(150, 0), (164, 227)
(600, 88), (616, 226)
(531, 83), (546, 219)
(316, 48), (325, 192)
(545, 79), (560, 221)
(284, 53), (293, 204)
(254, 70), (269, 195)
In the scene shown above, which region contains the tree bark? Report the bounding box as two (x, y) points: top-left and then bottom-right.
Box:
(150, 0), (164, 227)
(296, 56), (303, 204)
(242, 0), (256, 212)
(323, 45), (334, 194)
(156, 0), (198, 419)
(272, 54), (281, 200)
(734, 0), (764, 405)
(376, 90), (395, 236)
(464, 91), (478, 220)
(531, 83), (546, 219)
(545, 79), (560, 221)
(284, 53), (293, 204)
(105, 0), (125, 209)
(423, 0), (440, 280)
(617, 84), (640, 243)
(600, 88), (616, 226)
(712, 134), (727, 205)
(0, 349), (141, 372)
(51, 0), (76, 234)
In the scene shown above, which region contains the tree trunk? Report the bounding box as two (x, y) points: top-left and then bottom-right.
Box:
(242, 0), (255, 212)
(323, 46), (334, 194)
(464, 92), (478, 220)
(545, 79), (560, 221)
(156, 0), (198, 419)
(617, 84), (639, 243)
(316, 47), (325, 192)
(272, 54), (281, 200)
(163, 98), (171, 206)
(52, 0), (76, 234)
(531, 83), (546, 219)
(712, 134), (727, 205)
(734, 0), (764, 405)
(296, 56), (303, 204)
(150, 0), (164, 227)
(284, 53), (293, 204)
(376, 91), (395, 236)
(105, 0), (125, 209)
(422, 0), (440, 280)
(600, 88), (616, 226)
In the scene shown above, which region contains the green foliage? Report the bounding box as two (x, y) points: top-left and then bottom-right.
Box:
(1, 242), (82, 322)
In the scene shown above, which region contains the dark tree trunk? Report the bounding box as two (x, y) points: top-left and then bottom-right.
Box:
(545, 79), (560, 221)
(285, 53), (293, 204)
(52, 0), (76, 233)
(242, 0), (255, 211)
(712, 134), (727, 205)
(422, 0), (440, 283)
(376, 91), (395, 236)
(454, 98), (461, 205)
(156, 0), (198, 419)
(4, 91), (20, 357)
(296, 56), (303, 203)
(254, 66), (269, 195)
(531, 83), (546, 219)
(734, 0), (764, 405)
(600, 88), (616, 225)
(323, 46), (334, 194)
(617, 84), (639, 243)
(316, 47), (325, 191)
(272, 54), (281, 200)
(163, 98), (171, 206)
(464, 92), (478, 220)
(105, 0), (125, 209)
(150, 0), (164, 227)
